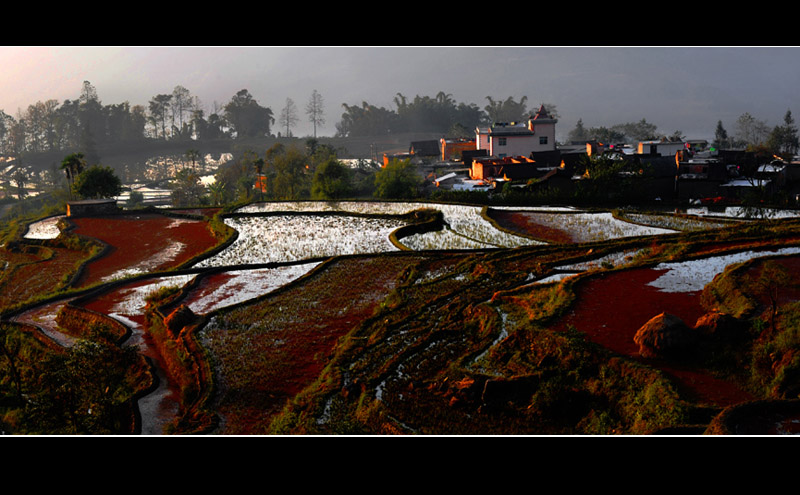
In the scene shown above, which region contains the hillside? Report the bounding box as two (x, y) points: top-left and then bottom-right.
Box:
(2, 201), (800, 435)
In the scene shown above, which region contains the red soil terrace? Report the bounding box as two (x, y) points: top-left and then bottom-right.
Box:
(490, 209), (759, 407)
(552, 267), (755, 407)
(490, 209), (574, 243)
(69, 213), (218, 288)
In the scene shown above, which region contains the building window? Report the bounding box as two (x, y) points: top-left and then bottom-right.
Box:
(498, 137), (507, 146)
(539, 136), (548, 145)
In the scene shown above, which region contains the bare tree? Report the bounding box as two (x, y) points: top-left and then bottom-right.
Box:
(306, 90), (325, 138)
(279, 98), (299, 137)
(735, 112), (770, 147)
(171, 85), (193, 138)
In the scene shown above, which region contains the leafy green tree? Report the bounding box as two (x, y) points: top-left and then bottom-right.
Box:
(713, 120), (730, 149)
(392, 92), (484, 133)
(105, 101), (146, 144)
(224, 89), (275, 138)
(312, 158), (351, 199)
(54, 100), (81, 150)
(484, 95), (528, 123)
(568, 119), (589, 143)
(374, 158), (420, 199)
(336, 101), (400, 137)
(265, 142), (285, 162)
(78, 81), (104, 152)
(170, 168), (206, 207)
(0, 110), (13, 154)
(307, 139), (337, 168)
(148, 94), (172, 139)
(767, 109), (799, 158)
(214, 153), (258, 204)
(12, 168), (28, 201)
(744, 260), (796, 335)
(586, 126), (626, 144)
(611, 119), (658, 142)
(72, 165), (122, 199)
(273, 146), (310, 199)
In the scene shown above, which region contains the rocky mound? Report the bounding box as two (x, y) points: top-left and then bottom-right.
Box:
(633, 312), (697, 358)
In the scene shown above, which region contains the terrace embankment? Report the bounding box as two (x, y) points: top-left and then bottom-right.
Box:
(0, 243), (93, 312)
(487, 209), (575, 243)
(55, 303), (130, 343)
(194, 253), (463, 434)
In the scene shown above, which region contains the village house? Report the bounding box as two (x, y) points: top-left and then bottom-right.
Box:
(409, 140), (440, 158)
(475, 105), (558, 158)
(460, 149), (488, 169)
(66, 199), (120, 217)
(637, 139), (688, 157)
(470, 156), (538, 182)
(382, 151), (413, 167)
(686, 139), (709, 153)
(439, 137), (476, 162)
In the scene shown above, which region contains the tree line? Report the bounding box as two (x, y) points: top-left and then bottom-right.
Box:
(567, 118), (675, 144)
(711, 110), (800, 157)
(0, 81), (554, 159)
(335, 93), (551, 138)
(566, 110), (800, 158)
(0, 82), (331, 158)
(161, 138), (424, 209)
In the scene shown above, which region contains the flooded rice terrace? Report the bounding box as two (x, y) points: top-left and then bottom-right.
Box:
(11, 201), (800, 434)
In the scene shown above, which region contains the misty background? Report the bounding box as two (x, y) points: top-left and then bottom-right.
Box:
(2, 46), (799, 143)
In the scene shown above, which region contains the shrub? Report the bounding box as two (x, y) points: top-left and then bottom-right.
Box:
(72, 165), (122, 199)
(374, 159), (421, 199)
(750, 301), (800, 398)
(311, 158), (352, 200)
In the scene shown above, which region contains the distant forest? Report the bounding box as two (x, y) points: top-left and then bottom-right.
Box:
(0, 80), (553, 160)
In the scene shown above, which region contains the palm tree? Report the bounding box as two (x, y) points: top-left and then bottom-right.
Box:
(60, 153), (86, 199)
(207, 180), (227, 206)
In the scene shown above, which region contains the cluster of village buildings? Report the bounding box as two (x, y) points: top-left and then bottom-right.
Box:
(391, 105), (800, 205)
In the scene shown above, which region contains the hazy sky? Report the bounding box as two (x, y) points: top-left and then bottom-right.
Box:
(1, 46), (799, 141)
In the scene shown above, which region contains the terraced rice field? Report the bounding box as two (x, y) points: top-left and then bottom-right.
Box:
(8, 201), (800, 435)
(67, 213), (219, 286)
